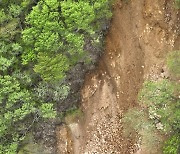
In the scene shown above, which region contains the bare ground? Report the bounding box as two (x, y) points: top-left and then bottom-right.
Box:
(56, 0), (180, 153)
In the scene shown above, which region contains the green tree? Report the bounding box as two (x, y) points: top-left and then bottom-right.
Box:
(0, 75), (56, 153)
(61, 1), (95, 33)
(34, 53), (70, 81)
(22, 0), (112, 81)
(0, 75), (34, 153)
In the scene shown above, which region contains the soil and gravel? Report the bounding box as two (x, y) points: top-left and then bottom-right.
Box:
(56, 0), (180, 153)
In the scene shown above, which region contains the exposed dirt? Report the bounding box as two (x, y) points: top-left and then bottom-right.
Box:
(56, 125), (72, 154)
(56, 0), (179, 153)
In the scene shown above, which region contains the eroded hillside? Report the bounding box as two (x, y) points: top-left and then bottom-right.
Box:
(57, 0), (180, 153)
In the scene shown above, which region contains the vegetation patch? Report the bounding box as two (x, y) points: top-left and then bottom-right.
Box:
(122, 108), (162, 153)
(0, 0), (112, 153)
(167, 50), (180, 77)
(163, 134), (180, 154)
(64, 107), (84, 124)
(123, 50), (180, 153)
(175, 0), (180, 8)
(18, 134), (45, 154)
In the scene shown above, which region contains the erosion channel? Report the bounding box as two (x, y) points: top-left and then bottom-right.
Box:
(56, 0), (180, 153)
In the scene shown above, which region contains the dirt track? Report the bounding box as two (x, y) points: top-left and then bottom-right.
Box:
(57, 0), (180, 153)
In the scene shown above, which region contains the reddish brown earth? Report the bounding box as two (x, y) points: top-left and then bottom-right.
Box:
(56, 0), (180, 153)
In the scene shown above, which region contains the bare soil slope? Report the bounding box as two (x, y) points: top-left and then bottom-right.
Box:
(57, 0), (179, 153)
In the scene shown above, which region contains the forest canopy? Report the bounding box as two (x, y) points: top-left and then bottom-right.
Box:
(0, 0), (112, 153)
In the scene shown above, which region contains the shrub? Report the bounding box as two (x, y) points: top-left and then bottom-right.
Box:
(138, 80), (180, 132)
(122, 108), (147, 136)
(122, 108), (162, 152)
(163, 134), (180, 154)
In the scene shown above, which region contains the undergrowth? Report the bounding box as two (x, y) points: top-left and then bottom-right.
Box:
(175, 0), (180, 8)
(167, 50), (180, 77)
(64, 107), (83, 124)
(122, 50), (180, 153)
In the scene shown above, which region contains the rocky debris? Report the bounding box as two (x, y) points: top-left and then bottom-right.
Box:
(79, 78), (136, 153)
(83, 114), (125, 153)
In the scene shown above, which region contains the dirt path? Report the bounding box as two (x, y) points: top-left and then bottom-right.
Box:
(56, 0), (179, 153)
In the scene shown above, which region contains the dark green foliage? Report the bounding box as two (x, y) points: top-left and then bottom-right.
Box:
(0, 75), (56, 153)
(0, 75), (34, 153)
